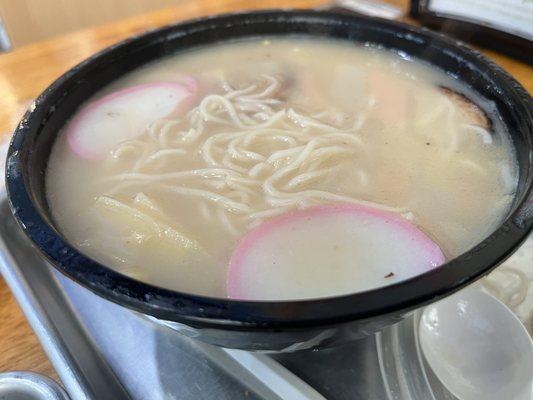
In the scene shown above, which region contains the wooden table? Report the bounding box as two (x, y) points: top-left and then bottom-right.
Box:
(0, 0), (531, 382)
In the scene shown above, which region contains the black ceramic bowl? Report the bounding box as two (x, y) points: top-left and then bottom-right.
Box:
(6, 10), (533, 352)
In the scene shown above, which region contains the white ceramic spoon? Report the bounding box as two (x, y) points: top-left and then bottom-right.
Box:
(420, 287), (533, 400)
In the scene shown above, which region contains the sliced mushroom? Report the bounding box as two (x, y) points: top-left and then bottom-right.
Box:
(439, 87), (491, 130)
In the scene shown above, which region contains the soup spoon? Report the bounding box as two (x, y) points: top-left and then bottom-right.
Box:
(419, 287), (533, 400)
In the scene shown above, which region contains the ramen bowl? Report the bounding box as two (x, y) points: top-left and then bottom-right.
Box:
(6, 10), (533, 351)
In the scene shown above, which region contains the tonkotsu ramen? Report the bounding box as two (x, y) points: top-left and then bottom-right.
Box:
(46, 38), (517, 300)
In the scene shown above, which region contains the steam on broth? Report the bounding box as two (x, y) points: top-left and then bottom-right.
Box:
(46, 38), (517, 299)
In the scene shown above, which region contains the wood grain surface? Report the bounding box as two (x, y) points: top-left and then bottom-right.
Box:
(0, 0), (530, 384)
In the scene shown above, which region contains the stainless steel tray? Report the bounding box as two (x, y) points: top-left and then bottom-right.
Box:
(0, 199), (457, 399)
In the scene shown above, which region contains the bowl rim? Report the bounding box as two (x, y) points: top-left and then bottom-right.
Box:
(5, 9), (533, 329)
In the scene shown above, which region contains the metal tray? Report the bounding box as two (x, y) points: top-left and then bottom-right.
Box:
(0, 198), (460, 400)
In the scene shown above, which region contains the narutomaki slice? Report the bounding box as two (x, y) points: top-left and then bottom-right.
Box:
(67, 81), (195, 159)
(227, 203), (445, 301)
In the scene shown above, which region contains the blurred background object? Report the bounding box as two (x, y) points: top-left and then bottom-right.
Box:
(0, 0), (178, 49)
(410, 0), (533, 65)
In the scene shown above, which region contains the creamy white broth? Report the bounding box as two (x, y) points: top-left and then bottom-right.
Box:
(46, 38), (517, 298)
